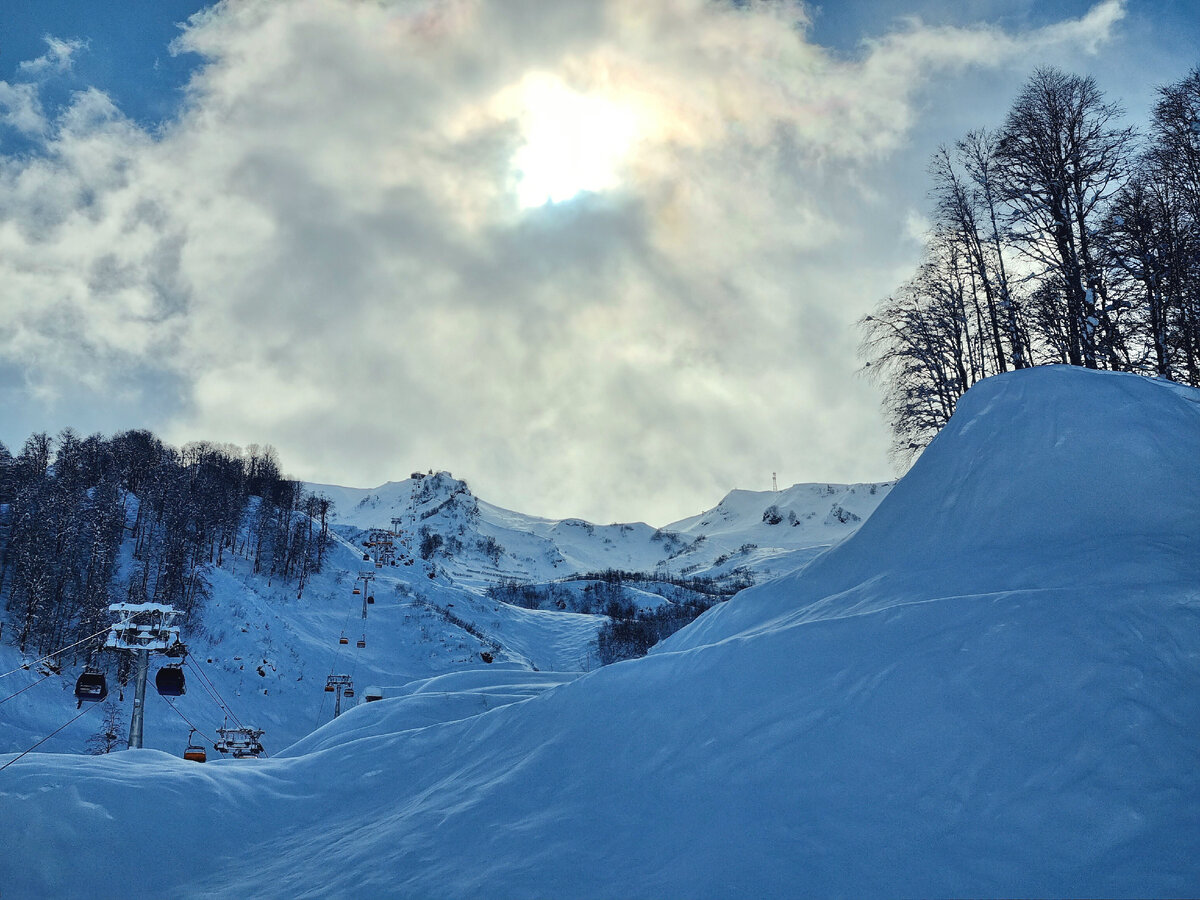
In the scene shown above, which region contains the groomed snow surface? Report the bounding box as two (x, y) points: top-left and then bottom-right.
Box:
(2, 366), (1198, 898)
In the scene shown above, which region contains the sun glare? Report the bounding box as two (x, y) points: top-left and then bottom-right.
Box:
(511, 74), (638, 209)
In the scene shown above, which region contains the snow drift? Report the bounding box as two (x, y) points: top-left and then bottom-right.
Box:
(2, 366), (1198, 898)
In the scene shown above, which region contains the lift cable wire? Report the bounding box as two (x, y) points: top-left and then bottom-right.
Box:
(0, 669), (56, 707)
(178, 662), (267, 756)
(183, 657), (242, 726)
(0, 702), (102, 772)
(0, 626), (113, 679)
(184, 657), (246, 729)
(160, 695), (216, 748)
(181, 657), (227, 715)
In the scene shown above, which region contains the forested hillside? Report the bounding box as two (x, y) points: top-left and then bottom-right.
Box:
(0, 431), (331, 660)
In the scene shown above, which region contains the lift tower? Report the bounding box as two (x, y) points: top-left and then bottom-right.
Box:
(357, 571), (376, 618)
(105, 603), (185, 750)
(324, 674), (355, 717)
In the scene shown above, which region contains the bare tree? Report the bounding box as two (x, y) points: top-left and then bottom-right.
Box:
(996, 67), (1134, 370)
(86, 701), (127, 755)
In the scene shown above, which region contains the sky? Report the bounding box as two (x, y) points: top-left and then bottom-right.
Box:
(0, 0), (1197, 526)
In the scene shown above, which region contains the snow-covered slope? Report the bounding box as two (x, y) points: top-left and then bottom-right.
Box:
(309, 469), (893, 587)
(664, 365), (1200, 652)
(0, 464), (886, 760)
(3, 367), (1198, 897)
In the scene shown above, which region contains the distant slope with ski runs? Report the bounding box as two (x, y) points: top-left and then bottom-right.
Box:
(2, 366), (1198, 898)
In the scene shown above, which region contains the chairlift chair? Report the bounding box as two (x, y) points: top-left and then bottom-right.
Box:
(352, 588), (361, 595)
(356, 636), (366, 649)
(324, 683), (335, 692)
(363, 553), (370, 561)
(183, 729), (207, 763)
(74, 669), (108, 704)
(155, 665), (186, 697)
(339, 635), (349, 646)
(343, 688), (355, 698)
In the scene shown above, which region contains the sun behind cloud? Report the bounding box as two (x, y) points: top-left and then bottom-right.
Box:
(508, 73), (639, 208)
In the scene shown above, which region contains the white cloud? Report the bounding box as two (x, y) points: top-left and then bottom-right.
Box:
(0, 81), (46, 135)
(0, 0), (1131, 523)
(17, 36), (88, 76)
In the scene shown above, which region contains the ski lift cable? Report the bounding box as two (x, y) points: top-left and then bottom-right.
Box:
(176, 657), (234, 725)
(0, 669), (55, 706)
(0, 626), (114, 679)
(184, 658), (247, 729)
(325, 582), (359, 678)
(160, 695), (216, 748)
(182, 658), (235, 721)
(180, 657), (227, 714)
(0, 702), (102, 772)
(183, 658), (243, 728)
(313, 687), (328, 731)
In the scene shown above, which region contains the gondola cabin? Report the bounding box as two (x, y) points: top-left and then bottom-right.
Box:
(363, 553), (370, 561)
(367, 595), (375, 605)
(74, 670), (108, 703)
(155, 666), (186, 697)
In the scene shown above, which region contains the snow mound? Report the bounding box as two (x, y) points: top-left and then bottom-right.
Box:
(666, 366), (1200, 651)
(3, 367), (1199, 897)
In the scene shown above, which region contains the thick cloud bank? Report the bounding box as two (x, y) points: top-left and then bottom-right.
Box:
(0, 0), (1127, 523)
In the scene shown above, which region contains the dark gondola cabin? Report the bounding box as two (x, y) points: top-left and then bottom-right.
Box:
(74, 670), (108, 703)
(367, 595), (375, 605)
(155, 666), (186, 697)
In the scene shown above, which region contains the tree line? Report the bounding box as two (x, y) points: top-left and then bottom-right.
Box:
(861, 66), (1200, 458)
(0, 429), (332, 662)
(487, 568), (754, 664)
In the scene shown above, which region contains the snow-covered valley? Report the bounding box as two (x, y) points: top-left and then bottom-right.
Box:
(2, 366), (1198, 897)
